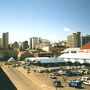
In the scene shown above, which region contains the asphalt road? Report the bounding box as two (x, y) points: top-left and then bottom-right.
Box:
(1, 66), (43, 90)
(0, 67), (17, 90)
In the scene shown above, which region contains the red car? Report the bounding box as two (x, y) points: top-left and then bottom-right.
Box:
(53, 72), (61, 76)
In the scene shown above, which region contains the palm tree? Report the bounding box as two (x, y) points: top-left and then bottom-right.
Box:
(52, 50), (60, 67)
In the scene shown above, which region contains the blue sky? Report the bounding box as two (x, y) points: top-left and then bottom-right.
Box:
(0, 0), (90, 43)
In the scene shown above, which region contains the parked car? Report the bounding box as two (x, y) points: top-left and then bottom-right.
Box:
(68, 79), (82, 88)
(79, 77), (90, 82)
(83, 80), (90, 86)
(49, 74), (57, 79)
(53, 81), (61, 87)
(37, 70), (44, 73)
(53, 72), (61, 76)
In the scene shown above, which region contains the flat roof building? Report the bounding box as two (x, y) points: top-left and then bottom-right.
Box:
(67, 32), (81, 48)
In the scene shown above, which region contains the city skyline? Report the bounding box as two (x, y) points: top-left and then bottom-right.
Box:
(0, 0), (90, 43)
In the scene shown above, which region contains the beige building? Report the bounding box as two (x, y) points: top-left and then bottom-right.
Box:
(67, 32), (81, 48)
(29, 37), (51, 49)
(29, 37), (39, 49)
(39, 39), (51, 48)
(2, 32), (9, 49)
(42, 46), (65, 53)
(0, 38), (2, 48)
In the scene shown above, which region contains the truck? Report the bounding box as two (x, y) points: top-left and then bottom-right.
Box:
(68, 79), (82, 88)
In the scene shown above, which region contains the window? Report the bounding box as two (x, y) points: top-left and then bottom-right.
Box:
(71, 51), (76, 53)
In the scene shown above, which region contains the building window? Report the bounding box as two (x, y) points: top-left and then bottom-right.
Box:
(71, 51), (76, 53)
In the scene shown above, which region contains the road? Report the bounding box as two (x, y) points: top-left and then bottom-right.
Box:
(1, 62), (90, 90)
(1, 66), (43, 90)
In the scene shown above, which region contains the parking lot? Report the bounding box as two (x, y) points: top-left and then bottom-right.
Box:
(30, 72), (90, 90)
(15, 64), (90, 90)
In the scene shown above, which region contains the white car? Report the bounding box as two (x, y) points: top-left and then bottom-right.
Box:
(80, 77), (90, 82)
(49, 74), (57, 79)
(83, 80), (90, 86)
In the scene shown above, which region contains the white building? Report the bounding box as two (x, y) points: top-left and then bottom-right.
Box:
(29, 37), (39, 49)
(58, 42), (90, 64)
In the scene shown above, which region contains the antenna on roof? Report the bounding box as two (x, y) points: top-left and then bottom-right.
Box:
(76, 24), (80, 32)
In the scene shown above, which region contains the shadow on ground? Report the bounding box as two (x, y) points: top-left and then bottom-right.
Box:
(0, 67), (17, 90)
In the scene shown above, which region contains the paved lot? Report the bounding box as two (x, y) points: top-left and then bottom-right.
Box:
(1, 63), (90, 90)
(16, 66), (90, 90)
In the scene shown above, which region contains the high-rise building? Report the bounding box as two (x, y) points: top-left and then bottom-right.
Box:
(32, 37), (39, 49)
(0, 38), (2, 48)
(2, 32), (9, 49)
(29, 37), (51, 49)
(29, 37), (39, 49)
(67, 32), (81, 48)
(81, 35), (90, 46)
(29, 38), (32, 49)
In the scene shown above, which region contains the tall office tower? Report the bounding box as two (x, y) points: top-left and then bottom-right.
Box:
(81, 35), (90, 46)
(29, 37), (39, 49)
(0, 38), (2, 48)
(2, 32), (9, 49)
(77, 32), (81, 47)
(32, 37), (39, 49)
(67, 32), (81, 48)
(29, 38), (32, 49)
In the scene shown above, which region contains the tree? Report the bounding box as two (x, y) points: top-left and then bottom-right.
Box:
(52, 50), (60, 58)
(66, 61), (73, 66)
(74, 61), (80, 66)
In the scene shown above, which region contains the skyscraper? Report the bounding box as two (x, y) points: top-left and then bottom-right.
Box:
(67, 32), (81, 48)
(0, 38), (2, 48)
(2, 32), (9, 49)
(29, 38), (32, 49)
(81, 35), (90, 46)
(29, 37), (39, 49)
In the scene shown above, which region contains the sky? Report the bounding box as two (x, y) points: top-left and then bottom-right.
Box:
(0, 0), (90, 43)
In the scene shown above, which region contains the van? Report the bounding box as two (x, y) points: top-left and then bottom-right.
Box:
(68, 79), (82, 88)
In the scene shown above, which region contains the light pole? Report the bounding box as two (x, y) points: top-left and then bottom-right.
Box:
(55, 76), (58, 90)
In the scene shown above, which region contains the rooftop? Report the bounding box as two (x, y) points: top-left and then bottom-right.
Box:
(80, 42), (90, 50)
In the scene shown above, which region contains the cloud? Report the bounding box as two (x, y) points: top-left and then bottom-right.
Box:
(64, 27), (71, 32)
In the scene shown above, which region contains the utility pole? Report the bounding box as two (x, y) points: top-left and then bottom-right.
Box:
(55, 77), (58, 90)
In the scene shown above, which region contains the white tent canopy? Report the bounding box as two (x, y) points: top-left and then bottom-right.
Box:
(8, 57), (15, 62)
(58, 53), (90, 64)
(58, 53), (90, 60)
